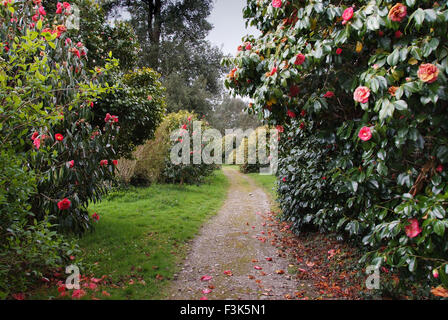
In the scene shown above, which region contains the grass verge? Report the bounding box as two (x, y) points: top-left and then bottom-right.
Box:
(32, 170), (229, 300)
(247, 173), (278, 201)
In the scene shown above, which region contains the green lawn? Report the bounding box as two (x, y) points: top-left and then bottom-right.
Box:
(247, 172), (278, 200)
(37, 170), (229, 300)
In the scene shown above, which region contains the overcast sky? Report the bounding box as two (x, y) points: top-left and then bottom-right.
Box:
(206, 0), (260, 56)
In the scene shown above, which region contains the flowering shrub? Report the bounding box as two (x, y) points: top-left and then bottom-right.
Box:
(93, 68), (166, 159)
(224, 0), (448, 297)
(0, 0), (120, 296)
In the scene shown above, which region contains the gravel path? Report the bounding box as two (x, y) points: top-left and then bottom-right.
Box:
(168, 167), (303, 300)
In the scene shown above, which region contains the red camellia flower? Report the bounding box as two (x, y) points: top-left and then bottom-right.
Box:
(182, 124), (187, 130)
(287, 110), (296, 118)
(276, 125), (284, 133)
(272, 0), (282, 8)
(57, 198), (71, 211)
(104, 113), (119, 123)
(388, 3), (407, 22)
(323, 91), (335, 98)
(113, 160), (118, 166)
(100, 160), (108, 167)
(282, 177), (286, 182)
(358, 126), (372, 142)
(294, 53), (305, 65)
(245, 42), (252, 50)
(31, 132), (39, 140)
(289, 85), (300, 97)
(353, 86), (370, 103)
(300, 110), (306, 117)
(436, 165), (443, 173)
(68, 160), (74, 168)
(55, 133), (64, 141)
(417, 63), (439, 84)
(342, 7), (354, 25)
(405, 218), (422, 238)
(270, 66), (277, 76)
(336, 48), (342, 55)
(299, 122), (305, 130)
(92, 213), (100, 222)
(38, 6), (46, 16)
(394, 30), (403, 38)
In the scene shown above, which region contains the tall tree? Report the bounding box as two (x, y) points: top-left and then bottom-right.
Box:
(209, 97), (262, 134)
(103, 0), (226, 116)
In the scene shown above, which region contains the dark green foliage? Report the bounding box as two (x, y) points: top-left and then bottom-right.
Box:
(94, 68), (166, 159)
(224, 0), (448, 296)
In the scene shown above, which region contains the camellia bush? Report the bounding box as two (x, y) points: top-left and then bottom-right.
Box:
(0, 0), (120, 296)
(223, 0), (448, 297)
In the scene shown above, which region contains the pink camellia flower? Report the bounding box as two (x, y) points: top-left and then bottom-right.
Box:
(100, 160), (108, 167)
(287, 110), (296, 118)
(282, 177), (286, 182)
(433, 269), (439, 278)
(388, 3), (407, 22)
(65, 38), (72, 46)
(353, 86), (370, 103)
(38, 6), (46, 16)
(57, 198), (71, 211)
(336, 48), (342, 55)
(358, 126), (372, 142)
(342, 7), (354, 25)
(200, 296), (208, 300)
(417, 63), (439, 84)
(33, 137), (41, 149)
(55, 133), (64, 141)
(405, 218), (422, 238)
(323, 91), (335, 98)
(200, 275), (212, 282)
(56, 2), (63, 14)
(436, 165), (443, 173)
(202, 288), (212, 294)
(182, 124), (187, 130)
(294, 53), (305, 65)
(68, 160), (74, 168)
(245, 42), (252, 50)
(272, 0), (282, 8)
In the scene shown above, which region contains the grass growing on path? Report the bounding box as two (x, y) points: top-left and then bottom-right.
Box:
(74, 170), (228, 300)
